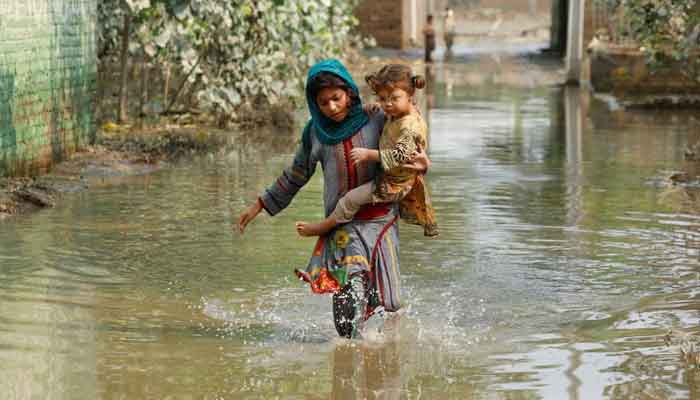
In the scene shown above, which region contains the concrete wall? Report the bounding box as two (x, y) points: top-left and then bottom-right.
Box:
(0, 0), (97, 176)
(589, 48), (700, 95)
(405, 0), (429, 48)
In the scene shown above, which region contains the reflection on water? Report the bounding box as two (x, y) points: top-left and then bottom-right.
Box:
(3, 56), (700, 398)
(331, 339), (403, 399)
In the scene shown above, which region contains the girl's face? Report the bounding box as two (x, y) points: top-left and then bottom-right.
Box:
(316, 87), (351, 122)
(376, 86), (412, 118)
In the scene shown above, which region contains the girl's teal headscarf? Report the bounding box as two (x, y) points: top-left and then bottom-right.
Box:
(302, 59), (369, 147)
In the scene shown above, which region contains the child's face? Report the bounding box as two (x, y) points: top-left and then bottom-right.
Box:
(376, 87), (412, 118)
(316, 87), (351, 122)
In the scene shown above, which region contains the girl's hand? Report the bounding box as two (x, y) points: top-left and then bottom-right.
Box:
(363, 102), (381, 115)
(238, 200), (263, 233)
(350, 148), (372, 164)
(403, 144), (431, 173)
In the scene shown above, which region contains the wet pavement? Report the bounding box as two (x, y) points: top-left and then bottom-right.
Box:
(2, 49), (700, 399)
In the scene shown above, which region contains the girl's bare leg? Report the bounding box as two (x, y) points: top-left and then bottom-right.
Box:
(295, 217), (339, 237)
(332, 274), (367, 339)
(296, 182), (375, 237)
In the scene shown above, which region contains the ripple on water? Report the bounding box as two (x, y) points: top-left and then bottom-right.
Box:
(5, 61), (700, 398)
(201, 285), (336, 345)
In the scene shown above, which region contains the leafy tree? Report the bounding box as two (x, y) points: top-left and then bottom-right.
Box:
(98, 0), (365, 122)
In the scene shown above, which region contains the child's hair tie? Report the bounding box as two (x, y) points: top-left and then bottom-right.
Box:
(412, 75), (426, 90)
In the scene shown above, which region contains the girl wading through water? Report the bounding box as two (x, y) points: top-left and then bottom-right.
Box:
(238, 59), (431, 338)
(296, 63), (438, 238)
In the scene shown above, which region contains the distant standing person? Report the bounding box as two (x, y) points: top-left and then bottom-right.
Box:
(423, 14), (436, 63)
(443, 7), (456, 57)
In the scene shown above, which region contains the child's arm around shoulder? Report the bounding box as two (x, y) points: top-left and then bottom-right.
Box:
(350, 147), (379, 164)
(349, 106), (384, 165)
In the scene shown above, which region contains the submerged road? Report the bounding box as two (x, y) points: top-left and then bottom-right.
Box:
(1, 50), (700, 399)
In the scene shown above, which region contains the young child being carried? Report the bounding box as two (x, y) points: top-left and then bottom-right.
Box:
(296, 63), (438, 237)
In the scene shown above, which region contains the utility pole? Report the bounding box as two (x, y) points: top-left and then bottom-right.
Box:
(565, 0), (585, 84)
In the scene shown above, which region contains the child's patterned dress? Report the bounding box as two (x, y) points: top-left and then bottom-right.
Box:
(332, 111), (438, 236)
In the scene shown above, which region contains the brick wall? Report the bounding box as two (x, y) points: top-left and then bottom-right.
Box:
(0, 0), (97, 176)
(355, 0), (404, 49)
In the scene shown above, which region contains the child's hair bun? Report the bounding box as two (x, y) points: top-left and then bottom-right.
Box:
(412, 75), (426, 90)
(365, 74), (378, 89)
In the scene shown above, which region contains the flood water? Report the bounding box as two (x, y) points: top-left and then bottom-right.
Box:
(3, 55), (700, 399)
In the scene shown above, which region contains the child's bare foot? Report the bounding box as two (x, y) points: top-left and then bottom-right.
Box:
(295, 218), (338, 237)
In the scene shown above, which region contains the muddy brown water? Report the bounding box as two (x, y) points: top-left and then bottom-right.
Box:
(3, 55), (700, 399)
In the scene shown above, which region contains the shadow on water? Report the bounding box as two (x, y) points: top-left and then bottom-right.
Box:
(331, 340), (405, 399)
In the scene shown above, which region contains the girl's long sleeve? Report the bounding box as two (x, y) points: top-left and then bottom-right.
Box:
(259, 142), (317, 216)
(380, 127), (419, 171)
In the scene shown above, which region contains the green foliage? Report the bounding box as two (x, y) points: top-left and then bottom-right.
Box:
(600, 0), (700, 79)
(98, 0), (365, 119)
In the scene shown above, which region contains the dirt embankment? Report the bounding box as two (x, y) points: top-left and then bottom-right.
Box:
(0, 50), (395, 221)
(0, 107), (298, 221)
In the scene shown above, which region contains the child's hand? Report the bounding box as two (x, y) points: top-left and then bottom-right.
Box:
(350, 148), (372, 164)
(403, 144), (431, 173)
(363, 102), (381, 115)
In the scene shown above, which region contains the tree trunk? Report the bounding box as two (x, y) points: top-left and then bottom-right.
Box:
(118, 12), (130, 123)
(139, 60), (149, 119)
(163, 63), (171, 110)
(165, 56), (201, 114)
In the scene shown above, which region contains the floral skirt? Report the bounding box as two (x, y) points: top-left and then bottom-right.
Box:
(295, 205), (402, 334)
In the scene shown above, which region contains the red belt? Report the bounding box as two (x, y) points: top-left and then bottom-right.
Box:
(355, 203), (392, 220)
